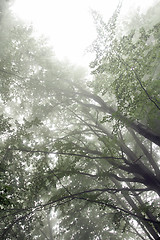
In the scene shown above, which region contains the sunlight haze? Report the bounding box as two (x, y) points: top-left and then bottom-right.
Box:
(11, 0), (158, 65)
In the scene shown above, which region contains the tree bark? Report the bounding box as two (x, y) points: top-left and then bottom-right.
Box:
(77, 88), (160, 147)
(111, 178), (160, 240)
(129, 128), (160, 178)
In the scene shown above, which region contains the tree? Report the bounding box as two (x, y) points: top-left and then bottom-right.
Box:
(0, 2), (160, 240)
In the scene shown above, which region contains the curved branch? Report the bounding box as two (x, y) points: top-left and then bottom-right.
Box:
(110, 173), (145, 184)
(75, 87), (160, 146)
(8, 147), (125, 161)
(129, 128), (160, 178)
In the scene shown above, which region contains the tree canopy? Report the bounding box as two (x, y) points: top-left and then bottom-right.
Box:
(0, 2), (160, 240)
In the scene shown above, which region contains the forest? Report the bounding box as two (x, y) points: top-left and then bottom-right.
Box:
(0, 0), (160, 239)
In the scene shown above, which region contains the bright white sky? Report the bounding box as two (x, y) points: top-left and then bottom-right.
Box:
(11, 0), (157, 66)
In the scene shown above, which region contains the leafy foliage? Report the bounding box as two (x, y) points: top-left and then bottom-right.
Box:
(0, 2), (160, 240)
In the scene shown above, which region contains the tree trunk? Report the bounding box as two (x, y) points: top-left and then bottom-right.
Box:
(111, 178), (160, 239)
(77, 88), (160, 147)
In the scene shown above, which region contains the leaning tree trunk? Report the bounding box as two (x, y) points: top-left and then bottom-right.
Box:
(76, 87), (160, 147)
(111, 178), (160, 240)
